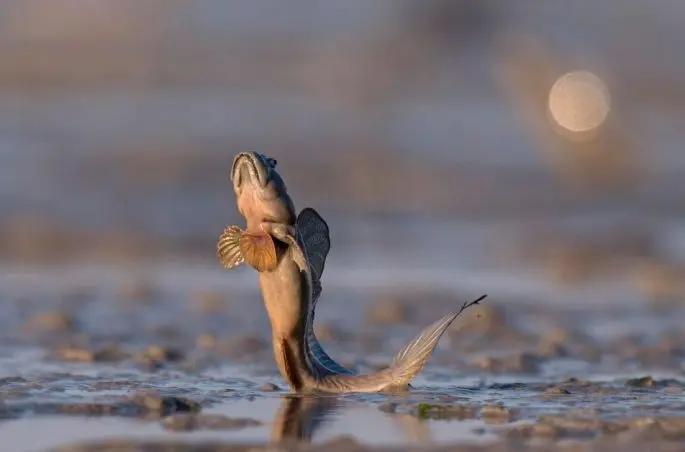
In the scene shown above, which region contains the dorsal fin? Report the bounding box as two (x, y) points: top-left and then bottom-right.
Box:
(296, 207), (355, 377)
(295, 207), (330, 316)
(296, 207), (330, 291)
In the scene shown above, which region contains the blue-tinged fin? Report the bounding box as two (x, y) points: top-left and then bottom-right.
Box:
(296, 207), (355, 377)
(296, 207), (329, 289)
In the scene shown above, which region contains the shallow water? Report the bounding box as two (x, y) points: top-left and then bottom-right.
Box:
(1, 343), (683, 451)
(1, 257), (685, 451)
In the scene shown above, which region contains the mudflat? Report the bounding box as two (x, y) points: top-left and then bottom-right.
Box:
(2, 251), (684, 452)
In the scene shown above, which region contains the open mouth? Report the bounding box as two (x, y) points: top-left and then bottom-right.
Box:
(231, 152), (268, 188)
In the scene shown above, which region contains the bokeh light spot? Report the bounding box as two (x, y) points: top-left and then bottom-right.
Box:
(548, 70), (610, 133)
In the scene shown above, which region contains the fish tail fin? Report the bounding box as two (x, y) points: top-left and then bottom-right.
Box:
(387, 295), (487, 387)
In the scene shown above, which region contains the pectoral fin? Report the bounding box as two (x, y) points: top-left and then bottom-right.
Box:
(217, 226), (278, 272)
(217, 225), (245, 269)
(240, 231), (279, 272)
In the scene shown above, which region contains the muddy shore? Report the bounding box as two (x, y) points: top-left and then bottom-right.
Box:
(0, 259), (683, 452)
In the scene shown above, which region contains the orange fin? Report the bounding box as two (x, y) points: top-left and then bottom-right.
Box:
(217, 226), (279, 272)
(239, 231), (278, 272)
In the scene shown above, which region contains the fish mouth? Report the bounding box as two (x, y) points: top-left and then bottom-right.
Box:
(231, 151), (268, 189)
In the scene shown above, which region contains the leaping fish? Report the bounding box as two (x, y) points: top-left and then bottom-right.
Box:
(217, 151), (485, 393)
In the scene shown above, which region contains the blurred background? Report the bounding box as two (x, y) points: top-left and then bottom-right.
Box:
(3, 4), (685, 447)
(1, 0), (685, 349)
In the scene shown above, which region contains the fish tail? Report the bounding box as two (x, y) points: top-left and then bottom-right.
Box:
(307, 295), (486, 393)
(386, 295), (487, 387)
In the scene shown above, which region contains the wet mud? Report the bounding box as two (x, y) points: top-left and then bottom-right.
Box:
(1, 264), (684, 452)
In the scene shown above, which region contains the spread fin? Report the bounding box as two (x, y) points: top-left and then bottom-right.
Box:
(296, 207), (329, 285)
(386, 295), (487, 386)
(217, 225), (278, 272)
(307, 295), (487, 393)
(240, 231), (278, 272)
(296, 207), (355, 377)
(217, 225), (245, 269)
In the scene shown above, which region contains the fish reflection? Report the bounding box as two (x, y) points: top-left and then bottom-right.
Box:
(269, 394), (434, 444)
(270, 394), (340, 443)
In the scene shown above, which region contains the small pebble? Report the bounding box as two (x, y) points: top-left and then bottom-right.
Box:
(480, 404), (512, 423)
(413, 403), (477, 420)
(259, 382), (280, 392)
(626, 375), (657, 388)
(54, 345), (127, 363)
(544, 387), (572, 395)
(378, 402), (397, 413)
(127, 391), (201, 416)
(142, 345), (184, 362)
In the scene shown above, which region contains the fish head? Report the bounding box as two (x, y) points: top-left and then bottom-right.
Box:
(231, 151), (296, 228)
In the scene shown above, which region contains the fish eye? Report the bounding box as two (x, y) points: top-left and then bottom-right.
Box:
(269, 158), (277, 167)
